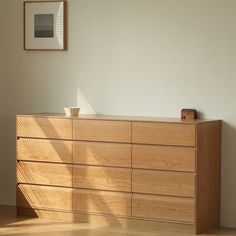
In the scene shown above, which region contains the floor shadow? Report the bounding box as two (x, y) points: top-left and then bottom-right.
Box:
(0, 206), (34, 229)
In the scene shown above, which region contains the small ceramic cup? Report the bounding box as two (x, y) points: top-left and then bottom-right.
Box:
(64, 107), (80, 117)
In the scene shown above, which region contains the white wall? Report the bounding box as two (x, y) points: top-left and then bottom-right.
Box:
(0, 0), (236, 228)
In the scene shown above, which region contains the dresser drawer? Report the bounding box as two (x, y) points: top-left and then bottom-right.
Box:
(17, 139), (73, 163)
(73, 120), (131, 143)
(132, 145), (195, 172)
(132, 194), (195, 223)
(16, 116), (72, 140)
(132, 169), (195, 197)
(132, 122), (195, 146)
(17, 162), (72, 187)
(17, 184), (72, 211)
(73, 189), (131, 216)
(73, 166), (131, 192)
(73, 141), (131, 167)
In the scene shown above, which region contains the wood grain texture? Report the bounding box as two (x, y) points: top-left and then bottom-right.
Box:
(16, 116), (72, 139)
(17, 162), (72, 187)
(5, 206), (236, 235)
(73, 120), (131, 143)
(73, 189), (131, 216)
(17, 184), (72, 211)
(132, 169), (195, 197)
(132, 122), (196, 146)
(196, 121), (221, 233)
(73, 141), (131, 167)
(132, 194), (195, 223)
(18, 113), (210, 124)
(73, 166), (131, 192)
(132, 145), (195, 172)
(16, 207), (196, 233)
(17, 139), (73, 163)
(15, 114), (221, 234)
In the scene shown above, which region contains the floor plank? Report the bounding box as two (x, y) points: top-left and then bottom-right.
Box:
(0, 205), (236, 236)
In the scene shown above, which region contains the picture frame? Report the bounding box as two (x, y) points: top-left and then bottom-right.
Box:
(24, 1), (67, 51)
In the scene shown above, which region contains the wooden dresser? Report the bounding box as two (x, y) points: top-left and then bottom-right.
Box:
(16, 114), (221, 234)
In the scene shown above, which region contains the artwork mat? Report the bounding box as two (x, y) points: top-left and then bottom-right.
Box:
(24, 1), (66, 50)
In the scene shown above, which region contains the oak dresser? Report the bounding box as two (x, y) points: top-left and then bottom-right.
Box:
(16, 114), (221, 234)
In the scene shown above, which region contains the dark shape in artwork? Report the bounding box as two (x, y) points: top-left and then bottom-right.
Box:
(34, 14), (54, 38)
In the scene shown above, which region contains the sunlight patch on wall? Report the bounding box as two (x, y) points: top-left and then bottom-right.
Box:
(77, 88), (96, 114)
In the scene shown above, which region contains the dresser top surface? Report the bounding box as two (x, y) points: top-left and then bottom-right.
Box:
(16, 113), (220, 124)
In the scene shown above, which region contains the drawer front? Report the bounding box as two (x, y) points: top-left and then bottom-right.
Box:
(73, 166), (131, 192)
(73, 189), (131, 216)
(73, 120), (131, 143)
(132, 194), (195, 223)
(132, 145), (195, 172)
(132, 169), (195, 197)
(17, 184), (72, 211)
(17, 139), (73, 163)
(73, 141), (131, 167)
(17, 162), (72, 187)
(132, 122), (195, 146)
(16, 116), (72, 140)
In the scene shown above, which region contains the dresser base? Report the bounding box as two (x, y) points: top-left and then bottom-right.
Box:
(17, 207), (196, 233)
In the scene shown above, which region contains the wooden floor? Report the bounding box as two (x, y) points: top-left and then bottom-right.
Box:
(0, 206), (236, 236)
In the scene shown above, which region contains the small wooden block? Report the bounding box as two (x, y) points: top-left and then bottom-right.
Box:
(181, 109), (197, 120)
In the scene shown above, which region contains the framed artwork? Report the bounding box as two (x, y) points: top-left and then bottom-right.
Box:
(24, 1), (66, 50)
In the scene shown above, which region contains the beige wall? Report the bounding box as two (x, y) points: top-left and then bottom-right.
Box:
(0, 0), (236, 228)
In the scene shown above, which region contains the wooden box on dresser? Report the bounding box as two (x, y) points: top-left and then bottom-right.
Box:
(16, 114), (221, 234)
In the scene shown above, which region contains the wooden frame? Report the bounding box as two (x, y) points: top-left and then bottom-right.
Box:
(24, 1), (67, 51)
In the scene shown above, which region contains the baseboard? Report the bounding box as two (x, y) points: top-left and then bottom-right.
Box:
(0, 205), (16, 217)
